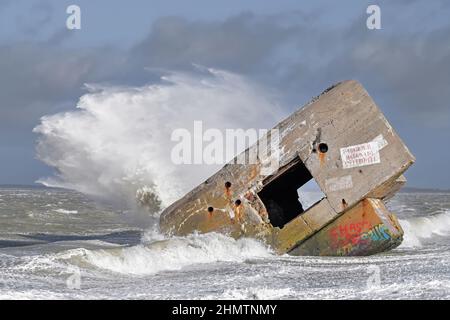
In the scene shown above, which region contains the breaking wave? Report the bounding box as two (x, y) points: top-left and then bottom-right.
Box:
(33, 68), (284, 213)
(399, 210), (450, 248)
(61, 233), (272, 275)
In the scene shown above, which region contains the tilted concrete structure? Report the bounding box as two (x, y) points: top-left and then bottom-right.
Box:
(160, 80), (415, 256)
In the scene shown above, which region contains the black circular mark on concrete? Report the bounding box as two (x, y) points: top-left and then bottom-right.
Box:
(318, 143), (328, 153)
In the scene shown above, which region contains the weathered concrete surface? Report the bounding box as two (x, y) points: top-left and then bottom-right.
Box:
(159, 80), (415, 256)
(289, 198), (403, 256)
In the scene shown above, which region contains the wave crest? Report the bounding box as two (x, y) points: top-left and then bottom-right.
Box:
(33, 69), (283, 213)
(65, 233), (272, 275)
(399, 211), (450, 247)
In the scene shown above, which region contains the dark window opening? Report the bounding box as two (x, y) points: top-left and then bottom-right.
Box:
(258, 159), (323, 228)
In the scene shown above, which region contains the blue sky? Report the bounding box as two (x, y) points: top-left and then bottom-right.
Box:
(0, 0), (449, 188)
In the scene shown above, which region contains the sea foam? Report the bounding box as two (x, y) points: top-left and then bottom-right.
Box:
(399, 210), (450, 247)
(33, 68), (284, 214)
(69, 233), (272, 275)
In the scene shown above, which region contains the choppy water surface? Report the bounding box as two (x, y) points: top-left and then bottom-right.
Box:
(0, 187), (449, 299)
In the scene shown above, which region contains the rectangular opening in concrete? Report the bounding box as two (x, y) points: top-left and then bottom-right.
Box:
(297, 178), (326, 210)
(258, 158), (323, 228)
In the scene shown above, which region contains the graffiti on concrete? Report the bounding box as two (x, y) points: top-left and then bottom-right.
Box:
(330, 221), (371, 246)
(330, 221), (392, 255)
(361, 224), (391, 242)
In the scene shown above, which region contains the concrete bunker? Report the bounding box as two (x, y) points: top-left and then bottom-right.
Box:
(159, 80), (415, 256)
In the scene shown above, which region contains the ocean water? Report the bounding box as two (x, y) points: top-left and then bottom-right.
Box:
(0, 186), (449, 300)
(3, 70), (449, 299)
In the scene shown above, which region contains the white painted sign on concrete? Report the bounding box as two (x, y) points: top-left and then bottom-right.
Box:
(340, 141), (380, 169)
(325, 175), (353, 192)
(371, 134), (388, 151)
